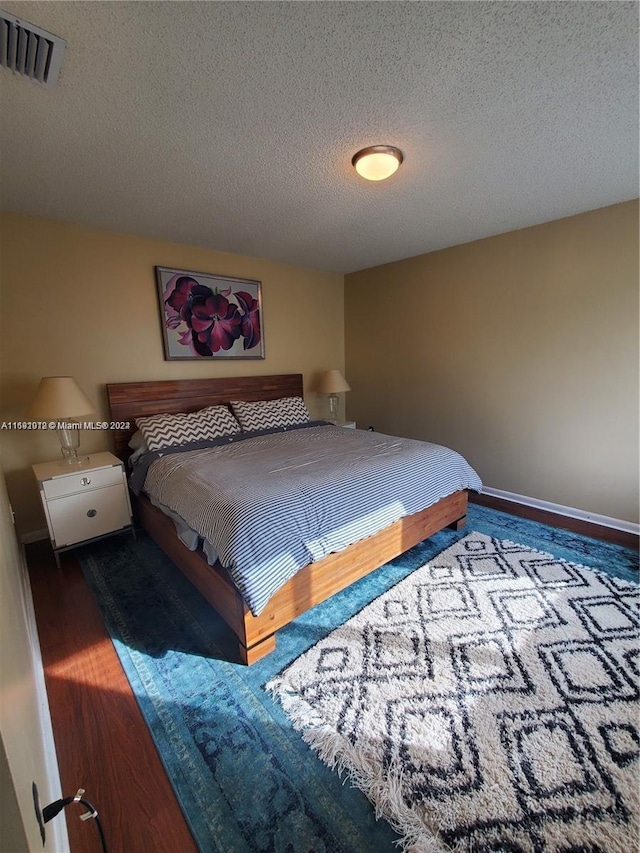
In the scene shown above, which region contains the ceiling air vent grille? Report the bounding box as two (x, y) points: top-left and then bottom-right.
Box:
(0, 10), (65, 87)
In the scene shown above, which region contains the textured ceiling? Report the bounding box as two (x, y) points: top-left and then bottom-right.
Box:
(0, 1), (637, 273)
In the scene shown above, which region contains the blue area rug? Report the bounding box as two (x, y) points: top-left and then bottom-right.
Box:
(77, 505), (638, 852)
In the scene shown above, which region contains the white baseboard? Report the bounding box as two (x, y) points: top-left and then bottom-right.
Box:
(482, 487), (639, 536)
(20, 528), (48, 544)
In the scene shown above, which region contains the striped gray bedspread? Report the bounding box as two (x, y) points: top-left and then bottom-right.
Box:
(142, 425), (482, 615)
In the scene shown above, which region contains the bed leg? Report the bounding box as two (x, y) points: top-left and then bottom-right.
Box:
(239, 633), (277, 666)
(449, 515), (467, 531)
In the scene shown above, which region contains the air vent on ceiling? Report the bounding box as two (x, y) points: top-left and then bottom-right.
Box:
(0, 10), (65, 87)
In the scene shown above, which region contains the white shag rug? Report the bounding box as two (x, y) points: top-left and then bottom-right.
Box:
(268, 533), (639, 853)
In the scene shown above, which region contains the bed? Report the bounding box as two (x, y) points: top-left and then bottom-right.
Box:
(107, 374), (480, 664)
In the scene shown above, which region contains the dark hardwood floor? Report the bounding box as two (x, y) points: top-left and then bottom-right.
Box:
(26, 496), (637, 852)
(28, 540), (197, 853)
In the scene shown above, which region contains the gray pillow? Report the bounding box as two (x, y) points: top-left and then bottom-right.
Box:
(230, 396), (310, 432)
(136, 405), (241, 452)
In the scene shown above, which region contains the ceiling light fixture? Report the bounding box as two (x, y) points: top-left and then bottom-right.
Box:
(352, 145), (403, 181)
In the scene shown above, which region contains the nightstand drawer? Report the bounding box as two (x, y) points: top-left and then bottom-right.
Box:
(41, 465), (124, 500)
(47, 483), (132, 547)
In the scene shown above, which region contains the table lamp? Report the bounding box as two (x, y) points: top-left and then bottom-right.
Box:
(317, 369), (351, 423)
(28, 376), (95, 465)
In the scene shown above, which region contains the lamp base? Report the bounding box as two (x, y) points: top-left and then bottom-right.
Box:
(58, 453), (90, 467)
(57, 425), (86, 466)
(328, 394), (339, 424)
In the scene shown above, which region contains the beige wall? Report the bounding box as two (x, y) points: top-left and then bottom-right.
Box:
(345, 201), (639, 524)
(2, 204), (637, 533)
(0, 214), (344, 536)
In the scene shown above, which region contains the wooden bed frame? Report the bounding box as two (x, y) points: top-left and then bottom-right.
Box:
(107, 375), (468, 664)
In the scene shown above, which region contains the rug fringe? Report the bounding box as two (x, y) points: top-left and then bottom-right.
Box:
(266, 679), (463, 853)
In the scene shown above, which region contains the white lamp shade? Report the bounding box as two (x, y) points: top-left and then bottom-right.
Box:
(317, 369), (351, 395)
(28, 376), (95, 420)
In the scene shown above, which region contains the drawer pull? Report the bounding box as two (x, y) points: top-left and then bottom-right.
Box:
(87, 509), (98, 518)
(81, 477), (92, 486)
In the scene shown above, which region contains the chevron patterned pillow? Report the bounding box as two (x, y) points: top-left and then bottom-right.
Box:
(136, 405), (241, 452)
(230, 396), (310, 432)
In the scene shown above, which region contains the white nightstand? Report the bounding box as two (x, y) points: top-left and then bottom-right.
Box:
(33, 451), (134, 567)
(334, 420), (356, 429)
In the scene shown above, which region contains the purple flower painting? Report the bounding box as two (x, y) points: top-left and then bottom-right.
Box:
(155, 267), (264, 360)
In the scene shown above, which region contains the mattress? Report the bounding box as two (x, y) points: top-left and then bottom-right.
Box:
(137, 424), (482, 615)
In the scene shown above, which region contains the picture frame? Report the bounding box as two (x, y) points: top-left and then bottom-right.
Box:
(155, 266), (264, 361)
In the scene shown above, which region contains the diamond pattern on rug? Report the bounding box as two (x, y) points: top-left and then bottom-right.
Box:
(268, 533), (639, 853)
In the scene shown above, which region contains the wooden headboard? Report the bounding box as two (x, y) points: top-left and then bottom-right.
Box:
(106, 374), (304, 462)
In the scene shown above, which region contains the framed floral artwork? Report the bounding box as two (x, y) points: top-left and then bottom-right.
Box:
(155, 266), (264, 360)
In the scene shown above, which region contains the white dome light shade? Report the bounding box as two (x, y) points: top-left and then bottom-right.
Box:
(352, 146), (403, 181)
